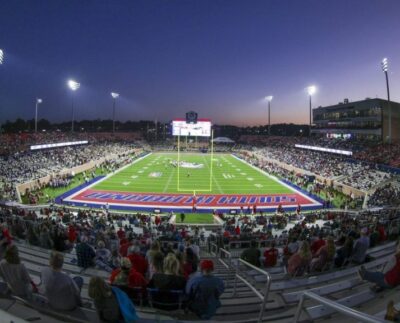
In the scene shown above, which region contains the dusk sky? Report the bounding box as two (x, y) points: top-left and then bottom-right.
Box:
(0, 0), (399, 126)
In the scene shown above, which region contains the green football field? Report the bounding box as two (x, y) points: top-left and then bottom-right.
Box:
(92, 152), (292, 195)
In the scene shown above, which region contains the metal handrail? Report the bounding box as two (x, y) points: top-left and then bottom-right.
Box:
(209, 242), (218, 256)
(293, 291), (387, 323)
(219, 247), (232, 268)
(233, 258), (272, 323)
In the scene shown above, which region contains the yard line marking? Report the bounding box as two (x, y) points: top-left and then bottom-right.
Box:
(202, 155), (223, 194)
(163, 167), (176, 193)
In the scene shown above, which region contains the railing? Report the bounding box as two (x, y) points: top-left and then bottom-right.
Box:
(293, 291), (386, 323)
(209, 242), (219, 256)
(219, 247), (232, 268)
(218, 247), (271, 323)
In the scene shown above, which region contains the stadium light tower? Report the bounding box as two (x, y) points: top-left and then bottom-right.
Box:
(67, 79), (80, 132)
(35, 98), (43, 133)
(111, 92), (119, 133)
(265, 95), (273, 135)
(307, 85), (317, 136)
(0, 49), (4, 65)
(381, 58), (391, 144)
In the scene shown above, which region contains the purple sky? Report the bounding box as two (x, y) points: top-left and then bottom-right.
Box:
(0, 0), (399, 126)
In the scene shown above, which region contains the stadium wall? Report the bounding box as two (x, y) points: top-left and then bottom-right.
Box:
(16, 148), (142, 199)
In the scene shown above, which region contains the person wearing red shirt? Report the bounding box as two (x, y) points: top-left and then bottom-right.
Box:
(109, 257), (147, 289)
(119, 236), (133, 258)
(68, 225), (77, 244)
(264, 242), (279, 267)
(234, 225), (241, 236)
(155, 216), (161, 226)
(359, 248), (400, 289)
(117, 228), (125, 240)
(378, 225), (387, 242)
(127, 246), (148, 276)
(311, 234), (326, 255)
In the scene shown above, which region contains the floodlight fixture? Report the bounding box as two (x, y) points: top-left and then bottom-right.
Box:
(381, 58), (388, 72)
(265, 95), (273, 102)
(0, 49), (3, 65)
(68, 79), (80, 91)
(307, 85), (317, 136)
(307, 85), (317, 96)
(381, 58), (391, 143)
(111, 92), (119, 99)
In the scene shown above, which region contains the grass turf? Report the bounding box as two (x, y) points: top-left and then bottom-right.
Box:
(175, 213), (215, 224)
(21, 168), (108, 204)
(93, 152), (293, 195)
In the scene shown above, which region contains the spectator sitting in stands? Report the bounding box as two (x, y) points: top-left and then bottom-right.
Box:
(146, 241), (161, 279)
(40, 251), (83, 311)
(76, 235), (96, 269)
(147, 253), (186, 310)
(182, 247), (199, 280)
(310, 237), (335, 272)
(264, 241), (279, 267)
(95, 241), (112, 272)
(288, 241), (312, 276)
(385, 300), (400, 322)
(0, 245), (36, 298)
(110, 257), (147, 290)
(148, 253), (186, 291)
(240, 240), (261, 267)
(89, 277), (122, 322)
(127, 245), (148, 277)
(186, 260), (225, 320)
(51, 226), (69, 252)
(334, 236), (354, 268)
(119, 234), (134, 258)
(186, 238), (200, 259)
(39, 226), (53, 249)
(311, 233), (326, 256)
(351, 228), (370, 264)
(359, 245), (400, 291)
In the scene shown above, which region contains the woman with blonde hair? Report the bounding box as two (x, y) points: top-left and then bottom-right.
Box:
(148, 253), (186, 310)
(287, 241), (312, 276)
(310, 237), (336, 272)
(146, 240), (161, 279)
(88, 277), (121, 322)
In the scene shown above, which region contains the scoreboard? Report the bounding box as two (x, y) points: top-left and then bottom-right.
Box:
(172, 119), (211, 137)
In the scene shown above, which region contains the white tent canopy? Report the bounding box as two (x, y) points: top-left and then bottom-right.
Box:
(212, 137), (235, 143)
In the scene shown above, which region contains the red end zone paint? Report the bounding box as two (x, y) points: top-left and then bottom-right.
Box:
(68, 188), (318, 208)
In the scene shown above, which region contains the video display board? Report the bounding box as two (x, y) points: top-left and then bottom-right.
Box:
(172, 119), (211, 137)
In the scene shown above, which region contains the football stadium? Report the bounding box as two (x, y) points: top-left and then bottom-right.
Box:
(1, 1), (400, 323)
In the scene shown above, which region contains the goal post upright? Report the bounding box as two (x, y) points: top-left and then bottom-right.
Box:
(177, 131), (181, 191)
(209, 129), (214, 192)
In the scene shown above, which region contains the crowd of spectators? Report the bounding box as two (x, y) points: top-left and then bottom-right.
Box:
(0, 205), (225, 320)
(368, 183), (400, 207)
(0, 142), (136, 186)
(213, 208), (400, 279)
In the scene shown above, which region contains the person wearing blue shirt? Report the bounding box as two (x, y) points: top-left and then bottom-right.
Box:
(186, 259), (224, 320)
